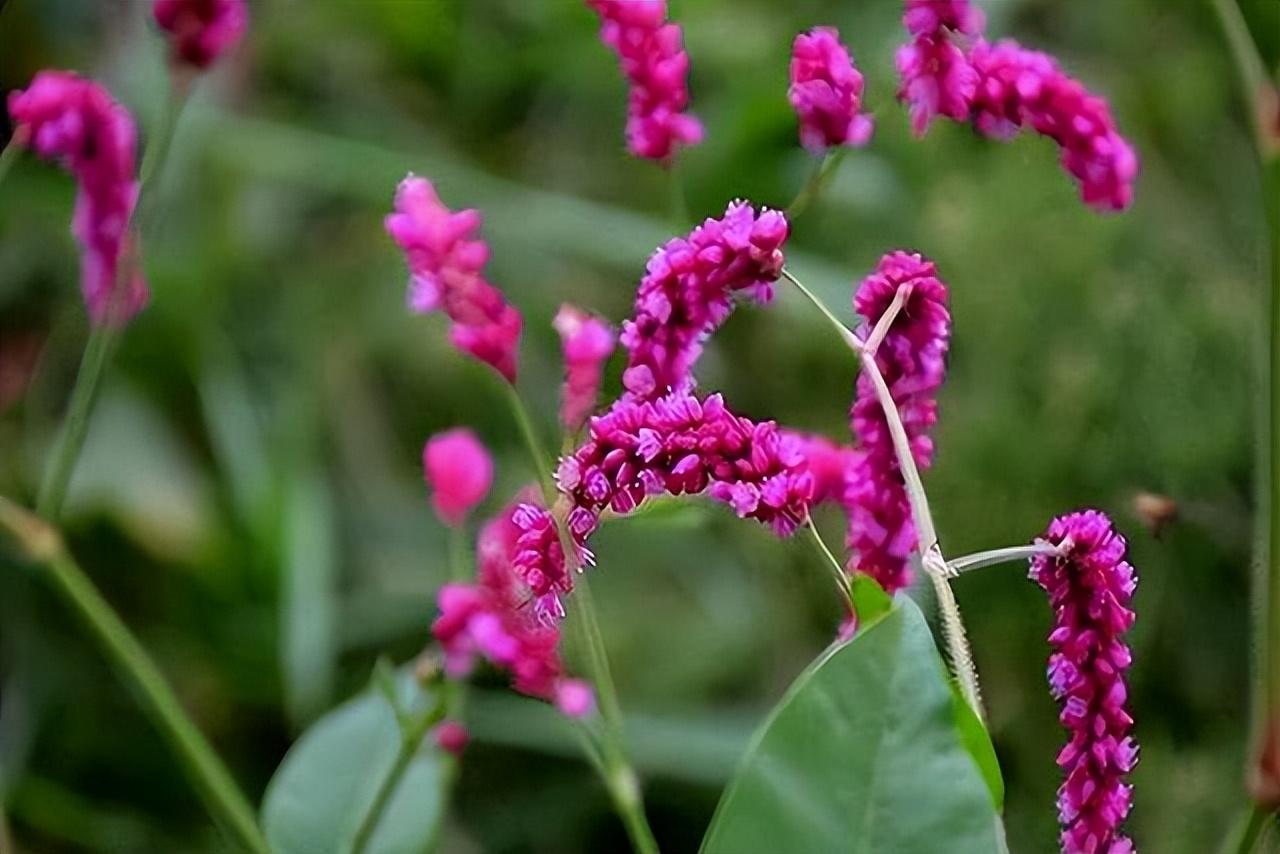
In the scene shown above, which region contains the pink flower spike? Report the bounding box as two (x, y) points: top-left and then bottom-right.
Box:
(423, 429), (494, 527)
(1030, 510), (1138, 854)
(554, 679), (596, 718)
(386, 175), (523, 381)
(844, 251), (951, 594)
(433, 720), (470, 756)
(7, 71), (148, 326)
(555, 305), (617, 433)
(586, 0), (703, 162)
(788, 28), (875, 154)
(620, 201), (788, 400)
(153, 0), (248, 70)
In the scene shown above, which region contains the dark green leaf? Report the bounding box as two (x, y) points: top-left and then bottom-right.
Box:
(701, 599), (1003, 854)
(261, 678), (443, 854)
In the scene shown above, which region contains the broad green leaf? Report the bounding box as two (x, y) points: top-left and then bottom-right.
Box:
(850, 575), (892, 627)
(262, 677), (443, 854)
(701, 599), (1003, 854)
(949, 680), (1005, 811)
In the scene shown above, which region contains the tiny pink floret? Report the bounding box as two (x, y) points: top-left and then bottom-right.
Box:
(423, 428), (494, 527)
(433, 720), (470, 756)
(788, 28), (874, 153)
(386, 176), (523, 381)
(620, 201), (788, 400)
(586, 0), (704, 161)
(8, 71), (147, 325)
(555, 305), (617, 433)
(153, 0), (248, 70)
(1030, 510), (1139, 854)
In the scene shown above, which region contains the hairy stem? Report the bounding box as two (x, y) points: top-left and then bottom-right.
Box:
(35, 325), (116, 520)
(948, 543), (1060, 576)
(349, 695), (445, 854)
(0, 499), (267, 852)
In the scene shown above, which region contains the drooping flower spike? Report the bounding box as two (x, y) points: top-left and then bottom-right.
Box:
(620, 201), (789, 400)
(153, 0), (249, 70)
(386, 175), (523, 382)
(555, 305), (617, 433)
(555, 390), (814, 567)
(895, 0), (1138, 211)
(7, 71), (148, 325)
(586, 0), (703, 162)
(788, 27), (875, 154)
(423, 428), (494, 527)
(1030, 510), (1139, 854)
(845, 251), (951, 594)
(432, 496), (593, 717)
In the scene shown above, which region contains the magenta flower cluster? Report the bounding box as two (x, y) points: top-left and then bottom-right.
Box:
(587, 0), (703, 162)
(8, 71), (147, 325)
(153, 0), (248, 70)
(386, 176), (523, 382)
(845, 251), (951, 594)
(896, 0), (1138, 211)
(555, 305), (617, 433)
(1030, 510), (1139, 854)
(433, 496), (593, 717)
(788, 27), (875, 154)
(620, 202), (788, 400)
(423, 428), (493, 527)
(556, 391), (814, 562)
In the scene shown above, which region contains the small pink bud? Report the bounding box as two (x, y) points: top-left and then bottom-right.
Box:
(433, 720), (469, 756)
(423, 429), (493, 526)
(153, 0), (248, 70)
(554, 679), (596, 718)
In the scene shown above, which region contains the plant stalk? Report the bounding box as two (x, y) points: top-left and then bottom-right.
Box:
(805, 521), (855, 614)
(34, 325), (116, 520)
(948, 543), (1060, 576)
(502, 381), (556, 502)
(0, 498), (268, 852)
(1222, 801), (1274, 854)
(787, 149), (845, 219)
(780, 269), (861, 351)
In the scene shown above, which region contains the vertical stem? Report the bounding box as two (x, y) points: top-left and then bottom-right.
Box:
(448, 525), (468, 583)
(349, 697), (445, 854)
(0, 499), (268, 853)
(502, 381), (555, 502)
(1222, 802), (1272, 854)
(139, 82), (188, 196)
(35, 325), (116, 520)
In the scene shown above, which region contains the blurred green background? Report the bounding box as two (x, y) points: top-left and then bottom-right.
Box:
(1, 0), (1278, 851)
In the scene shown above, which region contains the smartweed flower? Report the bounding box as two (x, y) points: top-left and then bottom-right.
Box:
(789, 28), (874, 153)
(153, 0), (248, 70)
(555, 305), (617, 433)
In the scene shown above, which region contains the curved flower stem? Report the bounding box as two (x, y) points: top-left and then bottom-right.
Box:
(1209, 0), (1274, 153)
(1222, 802), (1273, 854)
(0, 498), (268, 852)
(780, 269), (861, 351)
(35, 325), (117, 520)
(805, 520), (854, 614)
(139, 80), (189, 196)
(947, 543), (1060, 576)
(349, 692), (447, 854)
(786, 149), (845, 219)
(504, 384), (659, 853)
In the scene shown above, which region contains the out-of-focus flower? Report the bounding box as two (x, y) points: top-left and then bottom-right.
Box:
(903, 0), (984, 37)
(386, 175), (522, 382)
(587, 0), (703, 161)
(433, 720), (470, 756)
(432, 498), (592, 716)
(620, 202), (788, 400)
(1030, 510), (1139, 854)
(786, 432), (858, 505)
(845, 251), (951, 594)
(969, 39), (1139, 212)
(788, 28), (874, 153)
(555, 305), (616, 433)
(153, 0), (248, 70)
(896, 32), (979, 136)
(423, 429), (493, 527)
(557, 391), (814, 562)
(7, 71), (147, 325)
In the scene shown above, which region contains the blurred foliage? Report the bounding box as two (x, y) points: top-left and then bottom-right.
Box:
(0, 0), (1273, 852)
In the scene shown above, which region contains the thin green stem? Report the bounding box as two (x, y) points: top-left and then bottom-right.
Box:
(947, 543), (1060, 576)
(35, 325), (116, 520)
(786, 149), (846, 220)
(349, 696), (445, 854)
(805, 521), (854, 614)
(0, 498), (267, 852)
(448, 525), (468, 583)
(0, 130), (27, 192)
(139, 82), (188, 197)
(1209, 0), (1273, 152)
(502, 382), (555, 502)
(1221, 802), (1275, 854)
(780, 268), (861, 351)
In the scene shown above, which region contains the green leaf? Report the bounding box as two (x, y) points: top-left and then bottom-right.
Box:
(949, 680), (1005, 811)
(262, 677), (444, 854)
(850, 574), (892, 627)
(701, 599), (1004, 854)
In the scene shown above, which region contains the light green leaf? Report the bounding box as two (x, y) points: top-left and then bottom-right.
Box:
(701, 599), (1003, 854)
(262, 678), (443, 854)
(949, 680), (1005, 811)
